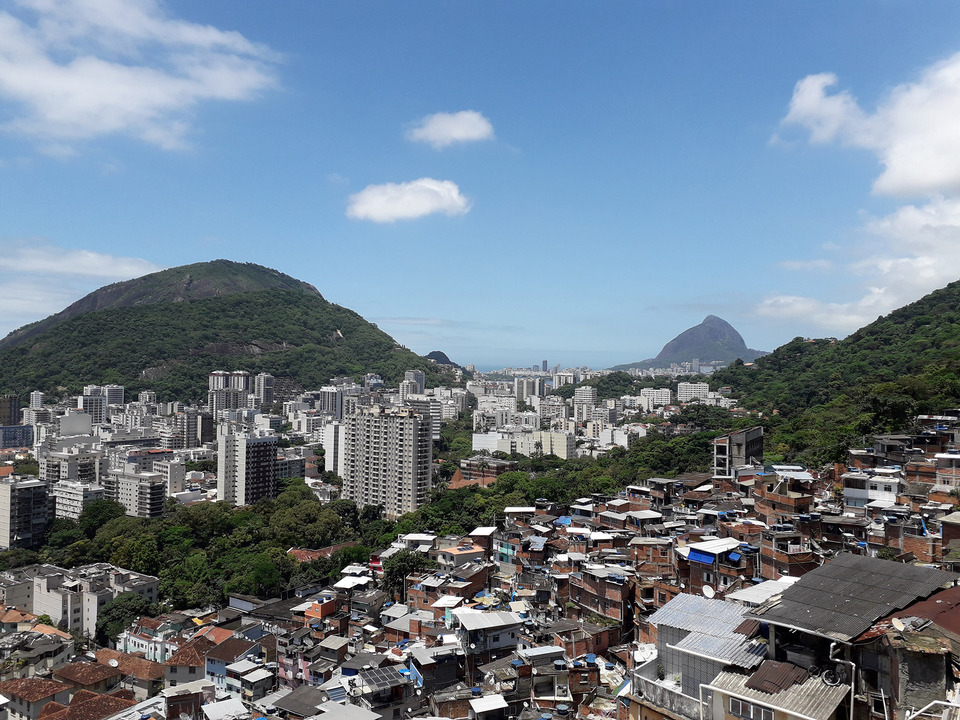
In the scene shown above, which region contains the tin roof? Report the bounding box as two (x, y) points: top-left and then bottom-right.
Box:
(748, 554), (959, 642)
(710, 668), (847, 720)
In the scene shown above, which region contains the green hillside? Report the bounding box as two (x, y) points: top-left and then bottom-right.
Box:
(0, 262), (449, 401)
(713, 280), (960, 462)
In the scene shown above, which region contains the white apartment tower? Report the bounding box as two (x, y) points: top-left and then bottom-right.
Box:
(217, 426), (279, 506)
(677, 382), (710, 403)
(254, 373), (275, 407)
(342, 406), (432, 519)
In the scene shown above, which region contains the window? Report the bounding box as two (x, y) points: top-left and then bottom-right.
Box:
(884, 485), (892, 492)
(730, 698), (773, 720)
(872, 696), (886, 715)
(870, 484), (878, 491)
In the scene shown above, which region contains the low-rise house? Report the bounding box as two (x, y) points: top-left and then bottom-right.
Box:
(204, 637), (258, 691)
(164, 636), (214, 688)
(52, 662), (120, 699)
(94, 649), (165, 700)
(0, 678), (71, 720)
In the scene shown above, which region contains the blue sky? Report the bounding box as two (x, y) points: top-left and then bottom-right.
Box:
(3, 2), (960, 370)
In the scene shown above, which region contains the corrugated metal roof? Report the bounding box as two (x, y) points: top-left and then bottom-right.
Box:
(710, 668), (848, 720)
(748, 554), (959, 641)
(672, 631), (766, 669)
(649, 593), (749, 634)
(744, 660), (808, 694)
(453, 610), (524, 631)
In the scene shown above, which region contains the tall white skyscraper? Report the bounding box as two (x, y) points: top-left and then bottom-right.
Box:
(342, 406), (432, 519)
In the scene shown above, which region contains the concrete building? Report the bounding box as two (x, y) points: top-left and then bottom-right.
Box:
(31, 563), (159, 638)
(254, 373), (275, 408)
(677, 382), (710, 403)
(51, 480), (105, 520)
(342, 405), (432, 519)
(0, 477), (51, 550)
(713, 427), (764, 477)
(217, 427), (279, 506)
(404, 370), (426, 395)
(0, 394), (20, 426)
(77, 393), (106, 424)
(640, 387), (672, 407)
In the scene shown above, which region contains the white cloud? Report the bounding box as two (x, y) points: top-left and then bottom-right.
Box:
(346, 178), (471, 223)
(0, 244), (161, 278)
(761, 51), (960, 336)
(779, 259), (833, 271)
(407, 110), (494, 149)
(0, 242), (163, 338)
(781, 53), (960, 196)
(758, 196), (960, 331)
(0, 0), (278, 150)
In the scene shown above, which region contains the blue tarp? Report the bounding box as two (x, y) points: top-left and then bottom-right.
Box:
(728, 552), (741, 562)
(688, 549), (715, 564)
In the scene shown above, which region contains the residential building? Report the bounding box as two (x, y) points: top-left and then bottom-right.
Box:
(217, 427), (279, 506)
(341, 405), (432, 519)
(0, 394), (20, 426)
(0, 477), (51, 550)
(32, 563), (159, 638)
(677, 382), (709, 403)
(713, 427), (764, 477)
(51, 480), (105, 520)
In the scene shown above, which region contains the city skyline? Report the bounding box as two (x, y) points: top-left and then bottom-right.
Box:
(3, 2), (960, 369)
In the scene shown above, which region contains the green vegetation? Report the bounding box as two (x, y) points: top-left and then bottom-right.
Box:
(96, 592), (162, 644)
(0, 288), (452, 401)
(713, 280), (960, 463)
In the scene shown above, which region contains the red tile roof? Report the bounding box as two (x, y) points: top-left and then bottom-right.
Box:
(0, 678), (71, 702)
(42, 692), (138, 720)
(54, 663), (121, 686)
(97, 648), (166, 680)
(164, 637), (214, 668)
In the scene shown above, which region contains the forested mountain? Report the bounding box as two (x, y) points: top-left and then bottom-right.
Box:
(612, 315), (765, 370)
(0, 260), (448, 400)
(713, 279), (960, 462)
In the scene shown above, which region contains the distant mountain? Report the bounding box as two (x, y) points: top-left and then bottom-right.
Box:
(610, 315), (766, 370)
(0, 260), (450, 400)
(426, 351), (460, 367)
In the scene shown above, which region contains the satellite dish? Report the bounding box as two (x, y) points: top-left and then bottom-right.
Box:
(108, 659), (119, 668)
(891, 618), (906, 632)
(702, 585), (716, 599)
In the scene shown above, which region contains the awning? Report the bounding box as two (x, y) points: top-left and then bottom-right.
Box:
(688, 549), (715, 564)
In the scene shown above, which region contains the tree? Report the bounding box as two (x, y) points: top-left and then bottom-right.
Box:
(78, 500), (126, 539)
(96, 592), (157, 645)
(380, 549), (435, 601)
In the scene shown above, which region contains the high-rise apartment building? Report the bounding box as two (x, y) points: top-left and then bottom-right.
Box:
(77, 392), (106, 424)
(254, 373), (275, 407)
(0, 477), (51, 549)
(29, 391), (44, 410)
(0, 394), (19, 426)
(342, 406), (432, 519)
(677, 382), (710, 403)
(640, 387), (673, 407)
(404, 370), (426, 395)
(217, 427), (279, 506)
(102, 385), (125, 406)
(514, 377), (543, 402)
